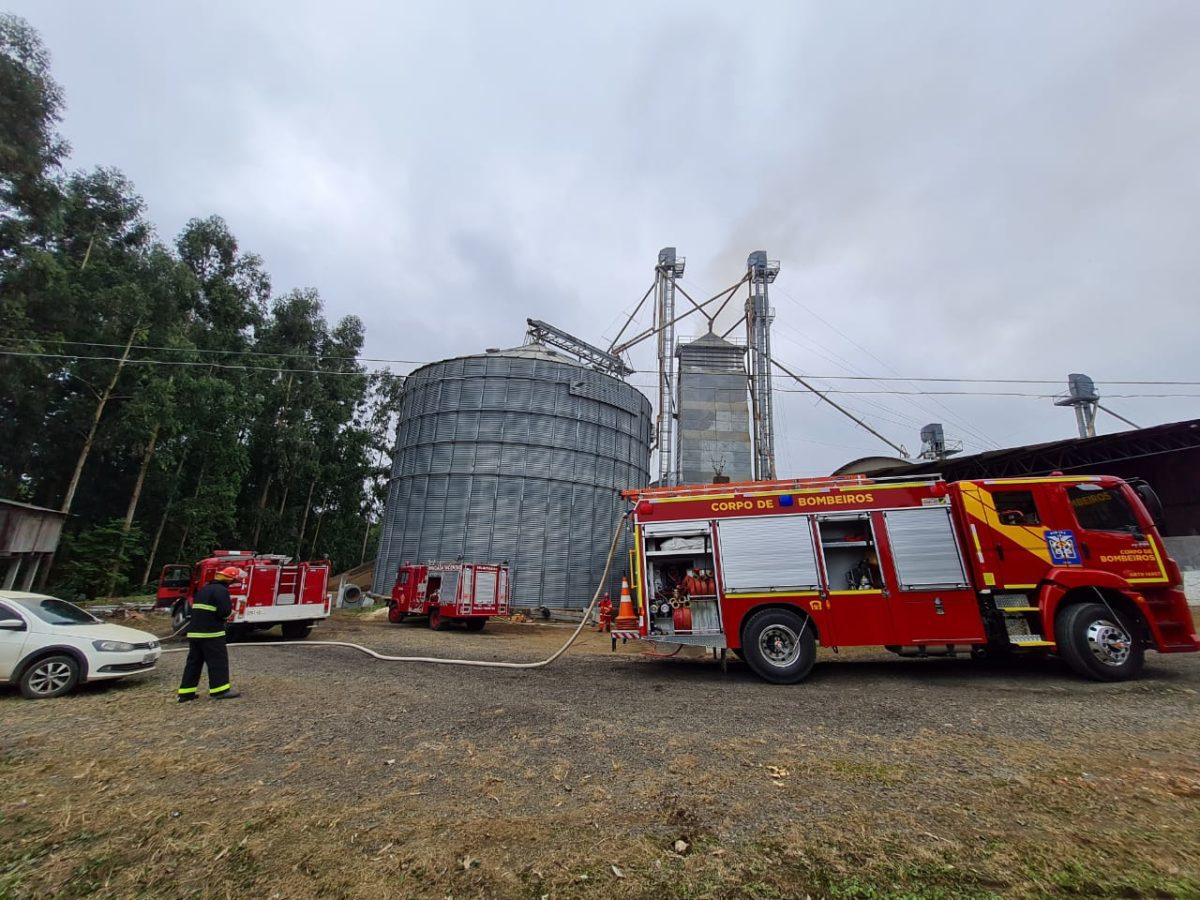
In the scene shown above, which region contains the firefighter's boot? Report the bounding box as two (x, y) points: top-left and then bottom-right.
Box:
(211, 687), (242, 700)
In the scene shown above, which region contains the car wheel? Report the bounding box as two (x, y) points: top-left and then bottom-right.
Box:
(740, 608), (818, 684)
(387, 604), (405, 624)
(171, 602), (190, 630)
(280, 622), (312, 640)
(1056, 601), (1144, 682)
(428, 606), (449, 631)
(20, 654), (81, 699)
(464, 617), (486, 632)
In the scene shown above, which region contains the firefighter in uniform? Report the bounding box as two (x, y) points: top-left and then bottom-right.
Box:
(177, 566), (242, 702)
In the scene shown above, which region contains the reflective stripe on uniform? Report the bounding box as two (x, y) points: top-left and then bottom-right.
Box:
(186, 631), (226, 639)
(209, 683), (231, 694)
(193, 603), (218, 612)
(177, 686), (198, 695)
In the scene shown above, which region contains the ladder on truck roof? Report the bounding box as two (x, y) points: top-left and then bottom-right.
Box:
(622, 473), (944, 501)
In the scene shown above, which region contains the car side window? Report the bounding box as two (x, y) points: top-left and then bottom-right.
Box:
(0, 602), (28, 630)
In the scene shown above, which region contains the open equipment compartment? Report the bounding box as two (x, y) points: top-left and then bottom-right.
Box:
(641, 521), (719, 636)
(816, 512), (882, 591)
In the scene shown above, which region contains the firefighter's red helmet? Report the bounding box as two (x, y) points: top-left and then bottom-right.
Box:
(216, 566), (242, 581)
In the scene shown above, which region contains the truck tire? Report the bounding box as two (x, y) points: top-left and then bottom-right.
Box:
(464, 617), (486, 632)
(740, 608), (817, 684)
(171, 601), (190, 630)
(387, 604), (405, 624)
(19, 653), (81, 699)
(428, 606), (449, 631)
(280, 622), (312, 640)
(1055, 601), (1144, 682)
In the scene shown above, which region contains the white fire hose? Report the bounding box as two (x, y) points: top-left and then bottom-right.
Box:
(162, 515), (628, 670)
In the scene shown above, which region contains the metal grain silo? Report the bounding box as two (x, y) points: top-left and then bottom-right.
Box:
(373, 344), (652, 608)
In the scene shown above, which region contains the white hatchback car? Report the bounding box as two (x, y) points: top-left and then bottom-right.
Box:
(0, 591), (162, 699)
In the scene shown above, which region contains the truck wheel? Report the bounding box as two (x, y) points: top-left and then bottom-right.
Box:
(387, 604), (405, 624)
(464, 618), (486, 632)
(741, 608), (817, 684)
(171, 602), (190, 630)
(428, 606), (449, 631)
(20, 654), (81, 699)
(280, 622), (312, 640)
(1056, 601), (1144, 682)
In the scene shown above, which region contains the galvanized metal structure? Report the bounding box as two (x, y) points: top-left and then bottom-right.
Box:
(654, 248), (685, 485)
(373, 345), (653, 608)
(676, 332), (753, 485)
(745, 251), (779, 480)
(0, 499), (67, 590)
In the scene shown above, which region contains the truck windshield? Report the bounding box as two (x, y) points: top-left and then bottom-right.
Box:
(1068, 486), (1141, 533)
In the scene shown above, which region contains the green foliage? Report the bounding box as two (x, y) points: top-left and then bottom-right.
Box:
(54, 519), (145, 600)
(0, 20), (400, 590)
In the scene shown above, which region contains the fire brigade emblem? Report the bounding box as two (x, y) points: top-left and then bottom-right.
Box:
(1045, 529), (1082, 565)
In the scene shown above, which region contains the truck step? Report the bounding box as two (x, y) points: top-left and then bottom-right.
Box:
(1009, 634), (1053, 646)
(1001, 607), (1039, 613)
(994, 593), (1035, 610)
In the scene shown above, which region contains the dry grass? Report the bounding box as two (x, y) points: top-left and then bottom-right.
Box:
(2, 612), (1199, 898)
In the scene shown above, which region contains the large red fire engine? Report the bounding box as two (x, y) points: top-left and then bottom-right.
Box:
(159, 550), (332, 639)
(385, 561), (510, 631)
(616, 473), (1198, 684)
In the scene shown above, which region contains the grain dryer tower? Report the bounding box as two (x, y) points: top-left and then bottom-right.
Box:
(373, 344), (653, 608)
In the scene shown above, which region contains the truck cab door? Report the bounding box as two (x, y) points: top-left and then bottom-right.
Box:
(1064, 483), (1168, 585)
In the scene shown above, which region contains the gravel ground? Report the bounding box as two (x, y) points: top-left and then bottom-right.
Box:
(2, 609), (1200, 899)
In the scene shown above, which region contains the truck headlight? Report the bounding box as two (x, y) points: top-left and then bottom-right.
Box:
(92, 640), (137, 652)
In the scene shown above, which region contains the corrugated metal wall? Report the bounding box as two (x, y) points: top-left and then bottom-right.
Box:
(373, 350), (652, 607)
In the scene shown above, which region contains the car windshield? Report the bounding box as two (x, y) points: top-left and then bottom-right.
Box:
(18, 597), (101, 626)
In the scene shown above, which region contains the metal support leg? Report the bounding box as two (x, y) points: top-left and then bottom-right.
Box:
(2, 558), (19, 590)
(21, 556), (39, 591)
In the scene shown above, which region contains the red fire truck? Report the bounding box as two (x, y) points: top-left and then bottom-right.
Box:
(160, 550), (332, 639)
(616, 474), (1198, 684)
(385, 561), (510, 631)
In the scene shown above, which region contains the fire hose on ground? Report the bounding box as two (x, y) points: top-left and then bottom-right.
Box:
(161, 514), (629, 670)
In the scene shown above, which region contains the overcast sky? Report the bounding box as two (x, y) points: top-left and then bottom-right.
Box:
(14, 0), (1200, 475)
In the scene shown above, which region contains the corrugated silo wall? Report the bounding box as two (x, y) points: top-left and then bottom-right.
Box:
(373, 353), (652, 608)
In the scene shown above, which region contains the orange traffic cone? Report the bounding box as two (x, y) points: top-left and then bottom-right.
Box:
(613, 577), (638, 629)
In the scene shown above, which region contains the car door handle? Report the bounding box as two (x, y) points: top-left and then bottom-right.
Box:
(995, 544), (1004, 561)
(1081, 542), (1090, 560)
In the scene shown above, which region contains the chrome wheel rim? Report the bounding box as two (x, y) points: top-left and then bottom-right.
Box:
(759, 624), (801, 668)
(1086, 618), (1131, 667)
(29, 661), (72, 695)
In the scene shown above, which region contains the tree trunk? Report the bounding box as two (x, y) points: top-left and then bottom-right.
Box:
(176, 458), (208, 559)
(296, 480), (316, 559)
(308, 510), (325, 561)
(106, 419), (160, 595)
(360, 515), (372, 566)
(142, 449), (188, 585)
(60, 324), (137, 514)
(250, 474), (272, 547)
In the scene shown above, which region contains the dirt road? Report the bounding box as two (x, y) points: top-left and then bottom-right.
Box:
(3, 610), (1199, 898)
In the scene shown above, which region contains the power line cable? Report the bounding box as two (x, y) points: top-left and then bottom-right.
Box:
(773, 287), (1003, 450)
(5, 337), (1200, 386)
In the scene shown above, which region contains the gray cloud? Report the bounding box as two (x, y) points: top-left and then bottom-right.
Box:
(14, 0), (1200, 472)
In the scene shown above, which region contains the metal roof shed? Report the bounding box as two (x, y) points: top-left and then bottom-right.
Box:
(0, 499), (68, 590)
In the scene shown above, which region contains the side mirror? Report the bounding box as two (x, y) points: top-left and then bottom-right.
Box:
(0, 618), (26, 630)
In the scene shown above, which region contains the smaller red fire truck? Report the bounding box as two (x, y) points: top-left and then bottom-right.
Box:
(385, 561), (509, 631)
(159, 550), (332, 639)
(617, 473), (1198, 684)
